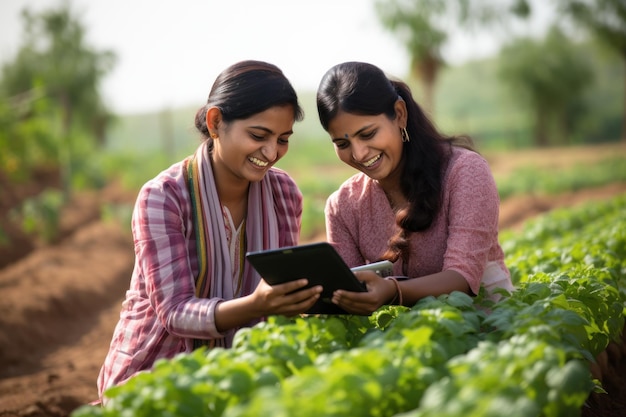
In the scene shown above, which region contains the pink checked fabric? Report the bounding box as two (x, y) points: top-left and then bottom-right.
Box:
(97, 145), (302, 403)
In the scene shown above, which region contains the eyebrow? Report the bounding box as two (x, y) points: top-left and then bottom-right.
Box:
(249, 125), (293, 136)
(332, 124), (376, 142)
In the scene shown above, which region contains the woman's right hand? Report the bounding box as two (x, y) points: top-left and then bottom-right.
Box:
(330, 271), (395, 315)
(252, 279), (323, 317)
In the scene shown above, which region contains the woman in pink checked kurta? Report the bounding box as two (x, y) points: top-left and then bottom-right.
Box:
(316, 62), (514, 315)
(97, 61), (323, 404)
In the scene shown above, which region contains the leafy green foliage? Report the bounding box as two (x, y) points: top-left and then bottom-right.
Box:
(1, 3), (116, 136)
(72, 193), (626, 417)
(9, 188), (64, 243)
(411, 337), (593, 417)
(0, 85), (58, 180)
(556, 0), (626, 60)
(498, 26), (595, 146)
(0, 2), (116, 200)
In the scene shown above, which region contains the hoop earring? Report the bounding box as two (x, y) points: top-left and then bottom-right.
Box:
(401, 127), (410, 143)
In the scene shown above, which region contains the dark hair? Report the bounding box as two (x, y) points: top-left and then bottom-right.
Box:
(317, 61), (474, 266)
(195, 60), (304, 142)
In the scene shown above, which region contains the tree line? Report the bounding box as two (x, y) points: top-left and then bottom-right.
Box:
(375, 0), (626, 146)
(0, 0), (624, 200)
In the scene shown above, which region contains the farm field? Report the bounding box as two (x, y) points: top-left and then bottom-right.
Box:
(0, 143), (625, 417)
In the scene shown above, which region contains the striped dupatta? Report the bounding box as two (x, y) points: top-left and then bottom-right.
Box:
(185, 141), (281, 348)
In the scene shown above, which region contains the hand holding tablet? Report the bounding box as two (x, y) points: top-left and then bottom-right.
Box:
(246, 242), (393, 314)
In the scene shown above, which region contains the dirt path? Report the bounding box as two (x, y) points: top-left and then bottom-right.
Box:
(1, 145), (625, 417)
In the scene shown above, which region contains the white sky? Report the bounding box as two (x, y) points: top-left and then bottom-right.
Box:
(0, 0), (551, 114)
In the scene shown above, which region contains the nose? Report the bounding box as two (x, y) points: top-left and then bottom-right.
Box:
(351, 142), (369, 162)
(261, 142), (278, 162)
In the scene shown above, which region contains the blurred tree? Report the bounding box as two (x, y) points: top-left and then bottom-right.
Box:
(0, 83), (57, 181)
(0, 1), (116, 198)
(373, 0), (525, 115)
(555, 0), (626, 142)
(498, 26), (593, 147)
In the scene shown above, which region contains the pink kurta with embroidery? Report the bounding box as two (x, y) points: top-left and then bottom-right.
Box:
(325, 146), (513, 298)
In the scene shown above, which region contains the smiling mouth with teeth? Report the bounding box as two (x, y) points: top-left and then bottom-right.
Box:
(362, 154), (381, 167)
(249, 157), (269, 167)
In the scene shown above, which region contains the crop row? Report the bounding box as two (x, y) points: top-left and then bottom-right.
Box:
(73, 193), (626, 417)
(495, 157), (626, 200)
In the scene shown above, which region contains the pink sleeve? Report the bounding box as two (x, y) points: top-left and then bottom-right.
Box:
(133, 181), (223, 339)
(325, 189), (366, 267)
(442, 152), (500, 295)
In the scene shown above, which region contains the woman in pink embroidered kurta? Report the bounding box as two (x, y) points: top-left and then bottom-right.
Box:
(316, 62), (514, 314)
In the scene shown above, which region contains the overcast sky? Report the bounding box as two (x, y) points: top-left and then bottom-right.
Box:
(0, 0), (552, 114)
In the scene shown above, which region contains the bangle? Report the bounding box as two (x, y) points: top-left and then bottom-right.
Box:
(385, 277), (403, 306)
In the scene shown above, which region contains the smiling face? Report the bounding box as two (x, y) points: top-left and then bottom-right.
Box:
(209, 105), (295, 186)
(327, 100), (407, 185)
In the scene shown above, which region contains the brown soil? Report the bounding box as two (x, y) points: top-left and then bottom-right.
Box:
(1, 144), (625, 417)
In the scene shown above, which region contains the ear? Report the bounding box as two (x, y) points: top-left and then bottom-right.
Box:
(205, 107), (222, 136)
(394, 98), (408, 129)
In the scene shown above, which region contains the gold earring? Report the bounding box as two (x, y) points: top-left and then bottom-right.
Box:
(210, 132), (218, 139)
(401, 127), (410, 143)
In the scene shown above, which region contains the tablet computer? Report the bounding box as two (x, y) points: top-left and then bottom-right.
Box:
(246, 242), (368, 314)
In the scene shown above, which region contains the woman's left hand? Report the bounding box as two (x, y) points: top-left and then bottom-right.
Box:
(331, 271), (397, 315)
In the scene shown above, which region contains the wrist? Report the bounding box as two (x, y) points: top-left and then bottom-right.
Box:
(216, 295), (262, 332)
(243, 293), (265, 319)
(385, 276), (403, 306)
